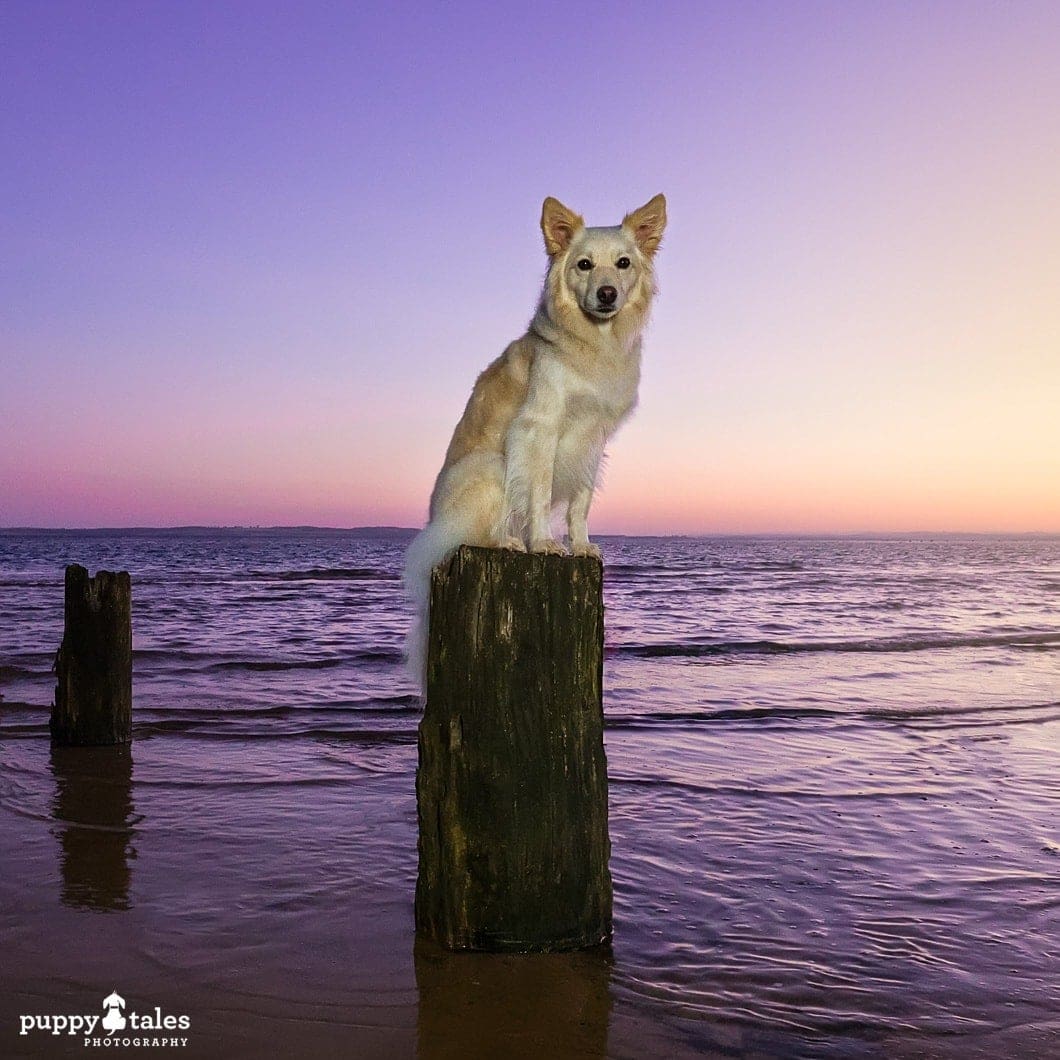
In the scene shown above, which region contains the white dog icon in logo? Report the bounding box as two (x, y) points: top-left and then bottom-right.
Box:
(102, 991), (126, 1035)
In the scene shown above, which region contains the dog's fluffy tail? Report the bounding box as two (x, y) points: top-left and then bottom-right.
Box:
(403, 513), (473, 695)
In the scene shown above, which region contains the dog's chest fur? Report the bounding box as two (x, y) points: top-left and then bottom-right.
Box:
(542, 338), (641, 501)
(555, 333), (641, 436)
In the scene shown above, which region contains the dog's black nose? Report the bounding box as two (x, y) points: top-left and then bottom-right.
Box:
(597, 285), (617, 306)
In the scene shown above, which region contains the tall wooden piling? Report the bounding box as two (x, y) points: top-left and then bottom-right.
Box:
(51, 565), (132, 746)
(415, 545), (612, 952)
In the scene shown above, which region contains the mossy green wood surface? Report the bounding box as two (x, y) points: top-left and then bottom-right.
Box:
(51, 565), (132, 746)
(416, 545), (612, 952)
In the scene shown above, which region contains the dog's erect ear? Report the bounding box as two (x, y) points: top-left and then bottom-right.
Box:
(540, 197), (584, 257)
(623, 193), (667, 257)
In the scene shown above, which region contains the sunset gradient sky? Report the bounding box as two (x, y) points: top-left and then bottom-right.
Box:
(3, 2), (1058, 532)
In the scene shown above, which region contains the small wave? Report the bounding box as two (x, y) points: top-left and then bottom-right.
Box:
(134, 649), (215, 662)
(606, 559), (807, 575)
(205, 657), (346, 673)
(135, 704), (300, 719)
(611, 631), (1060, 658)
(0, 708), (49, 738)
(0, 665), (49, 680)
(132, 696), (421, 720)
(604, 563), (652, 575)
(321, 693), (420, 710)
(132, 649), (404, 670)
(606, 699), (1060, 729)
(609, 774), (934, 800)
(625, 585), (730, 598)
(233, 568), (397, 582)
(606, 705), (842, 727)
(604, 563), (698, 576)
(133, 722), (416, 744)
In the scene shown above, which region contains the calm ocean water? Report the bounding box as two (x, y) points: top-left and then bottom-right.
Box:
(1, 529), (1058, 1058)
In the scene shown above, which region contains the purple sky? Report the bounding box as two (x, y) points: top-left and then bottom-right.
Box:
(3, 2), (1058, 531)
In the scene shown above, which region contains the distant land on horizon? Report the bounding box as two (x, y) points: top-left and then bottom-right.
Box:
(0, 525), (419, 538)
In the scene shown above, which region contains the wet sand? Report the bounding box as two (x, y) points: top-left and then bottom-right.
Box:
(0, 734), (699, 1059)
(2, 714), (1058, 1059)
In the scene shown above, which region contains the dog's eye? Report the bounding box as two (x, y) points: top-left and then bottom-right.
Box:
(576, 258), (593, 271)
(616, 256), (631, 269)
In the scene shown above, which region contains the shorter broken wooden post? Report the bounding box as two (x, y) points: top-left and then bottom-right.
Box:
(51, 565), (132, 746)
(416, 545), (612, 952)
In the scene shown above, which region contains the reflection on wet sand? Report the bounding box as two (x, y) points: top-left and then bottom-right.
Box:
(414, 937), (612, 1059)
(49, 745), (135, 911)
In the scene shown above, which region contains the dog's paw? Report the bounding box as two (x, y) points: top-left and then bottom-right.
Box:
(498, 536), (527, 552)
(529, 538), (567, 556)
(570, 541), (602, 560)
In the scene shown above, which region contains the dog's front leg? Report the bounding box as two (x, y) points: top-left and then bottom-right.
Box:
(506, 375), (565, 555)
(567, 485), (602, 559)
(526, 432), (565, 554)
(512, 417), (564, 554)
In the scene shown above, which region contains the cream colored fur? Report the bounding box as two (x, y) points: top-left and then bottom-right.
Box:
(404, 194), (667, 686)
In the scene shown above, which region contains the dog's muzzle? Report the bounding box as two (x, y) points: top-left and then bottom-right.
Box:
(588, 285), (619, 317)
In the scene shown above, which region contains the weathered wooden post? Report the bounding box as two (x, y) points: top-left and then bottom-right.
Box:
(51, 565), (132, 746)
(416, 545), (612, 951)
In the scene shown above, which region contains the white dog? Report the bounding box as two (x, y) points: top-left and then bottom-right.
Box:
(404, 194), (666, 682)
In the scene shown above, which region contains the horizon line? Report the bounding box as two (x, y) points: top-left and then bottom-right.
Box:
(2, 525), (1059, 539)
